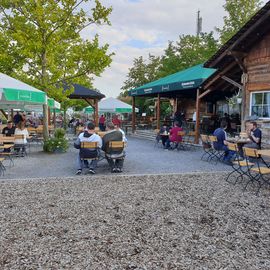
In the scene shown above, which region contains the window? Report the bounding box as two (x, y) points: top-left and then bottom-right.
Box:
(251, 91), (270, 118)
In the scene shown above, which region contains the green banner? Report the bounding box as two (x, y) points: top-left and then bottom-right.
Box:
(3, 88), (46, 103)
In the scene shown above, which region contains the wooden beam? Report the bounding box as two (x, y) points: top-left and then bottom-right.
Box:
(198, 88), (214, 99)
(229, 51), (247, 73)
(157, 94), (160, 130)
(203, 61), (237, 90)
(85, 98), (94, 106)
(132, 96), (136, 133)
(221, 75), (243, 89)
(1, 109), (8, 120)
(209, 9), (270, 67)
(195, 88), (200, 144)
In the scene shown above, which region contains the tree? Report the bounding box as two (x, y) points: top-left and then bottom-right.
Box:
(0, 0), (113, 102)
(158, 32), (219, 77)
(216, 0), (263, 44)
(120, 54), (161, 96)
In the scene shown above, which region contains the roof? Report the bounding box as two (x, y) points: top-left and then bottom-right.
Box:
(204, 1), (270, 69)
(128, 64), (216, 97)
(84, 97), (139, 113)
(68, 83), (105, 100)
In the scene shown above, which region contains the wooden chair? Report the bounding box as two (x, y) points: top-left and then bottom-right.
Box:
(208, 135), (225, 164)
(80, 142), (99, 163)
(200, 135), (214, 162)
(243, 147), (270, 195)
(175, 130), (186, 150)
(225, 143), (253, 184)
(183, 131), (196, 150)
(106, 141), (125, 158)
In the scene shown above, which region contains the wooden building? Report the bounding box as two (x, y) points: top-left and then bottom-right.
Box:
(200, 1), (270, 145)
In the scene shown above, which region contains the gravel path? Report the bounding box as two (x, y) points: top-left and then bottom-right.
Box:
(2, 137), (229, 180)
(1, 173), (270, 269)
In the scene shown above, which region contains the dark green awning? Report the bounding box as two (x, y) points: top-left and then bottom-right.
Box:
(128, 64), (216, 97)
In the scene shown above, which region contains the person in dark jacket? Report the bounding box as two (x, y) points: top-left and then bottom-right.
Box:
(213, 121), (234, 164)
(102, 122), (125, 173)
(74, 122), (102, 175)
(2, 121), (15, 136)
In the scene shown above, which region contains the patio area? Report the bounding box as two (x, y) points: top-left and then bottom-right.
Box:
(1, 137), (230, 180)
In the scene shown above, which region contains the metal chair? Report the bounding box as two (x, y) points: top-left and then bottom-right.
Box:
(243, 147), (270, 195)
(225, 143), (253, 184)
(208, 135), (225, 164)
(200, 135), (214, 162)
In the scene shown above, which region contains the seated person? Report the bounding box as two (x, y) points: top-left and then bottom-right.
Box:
(2, 121), (15, 152)
(14, 121), (29, 156)
(115, 124), (128, 143)
(165, 122), (183, 149)
(157, 124), (170, 147)
(213, 122), (234, 164)
(2, 121), (15, 136)
(245, 121), (262, 149)
(74, 122), (102, 175)
(102, 122), (125, 173)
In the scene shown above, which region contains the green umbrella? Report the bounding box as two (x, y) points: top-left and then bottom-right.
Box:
(0, 72), (46, 108)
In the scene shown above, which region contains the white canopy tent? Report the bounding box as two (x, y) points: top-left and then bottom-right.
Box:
(84, 97), (138, 113)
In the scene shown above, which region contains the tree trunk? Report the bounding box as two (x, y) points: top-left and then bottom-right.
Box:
(43, 104), (49, 140)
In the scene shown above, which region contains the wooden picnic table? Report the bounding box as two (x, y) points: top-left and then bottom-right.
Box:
(226, 137), (251, 144)
(0, 144), (14, 149)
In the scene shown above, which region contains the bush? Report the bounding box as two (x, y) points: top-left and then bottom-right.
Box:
(43, 128), (69, 153)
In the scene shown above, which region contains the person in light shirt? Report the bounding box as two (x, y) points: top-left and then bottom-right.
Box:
(14, 121), (29, 156)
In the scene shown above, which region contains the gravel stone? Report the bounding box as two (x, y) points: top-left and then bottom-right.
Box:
(1, 172), (270, 269)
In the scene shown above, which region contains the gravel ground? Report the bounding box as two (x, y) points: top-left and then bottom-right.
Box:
(1, 137), (230, 180)
(1, 172), (270, 269)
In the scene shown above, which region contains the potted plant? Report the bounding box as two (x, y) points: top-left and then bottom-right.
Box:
(43, 128), (69, 153)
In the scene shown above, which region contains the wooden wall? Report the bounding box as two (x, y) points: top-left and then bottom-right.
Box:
(244, 32), (270, 145)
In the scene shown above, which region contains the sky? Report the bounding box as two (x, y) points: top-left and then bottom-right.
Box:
(81, 0), (266, 98)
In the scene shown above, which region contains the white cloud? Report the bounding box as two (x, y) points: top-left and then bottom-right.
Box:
(80, 0), (268, 97)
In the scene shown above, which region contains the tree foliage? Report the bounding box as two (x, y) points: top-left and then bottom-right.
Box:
(158, 32), (218, 78)
(216, 0), (263, 44)
(0, 0), (113, 103)
(120, 54), (161, 96)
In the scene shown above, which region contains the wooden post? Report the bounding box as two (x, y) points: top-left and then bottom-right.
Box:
(157, 94), (160, 130)
(43, 104), (49, 140)
(241, 73), (248, 132)
(1, 109), (8, 120)
(132, 96), (135, 133)
(195, 88), (201, 144)
(53, 109), (56, 128)
(94, 99), (99, 126)
(10, 109), (14, 120)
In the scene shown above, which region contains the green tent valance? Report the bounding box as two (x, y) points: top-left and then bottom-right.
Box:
(128, 64), (216, 97)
